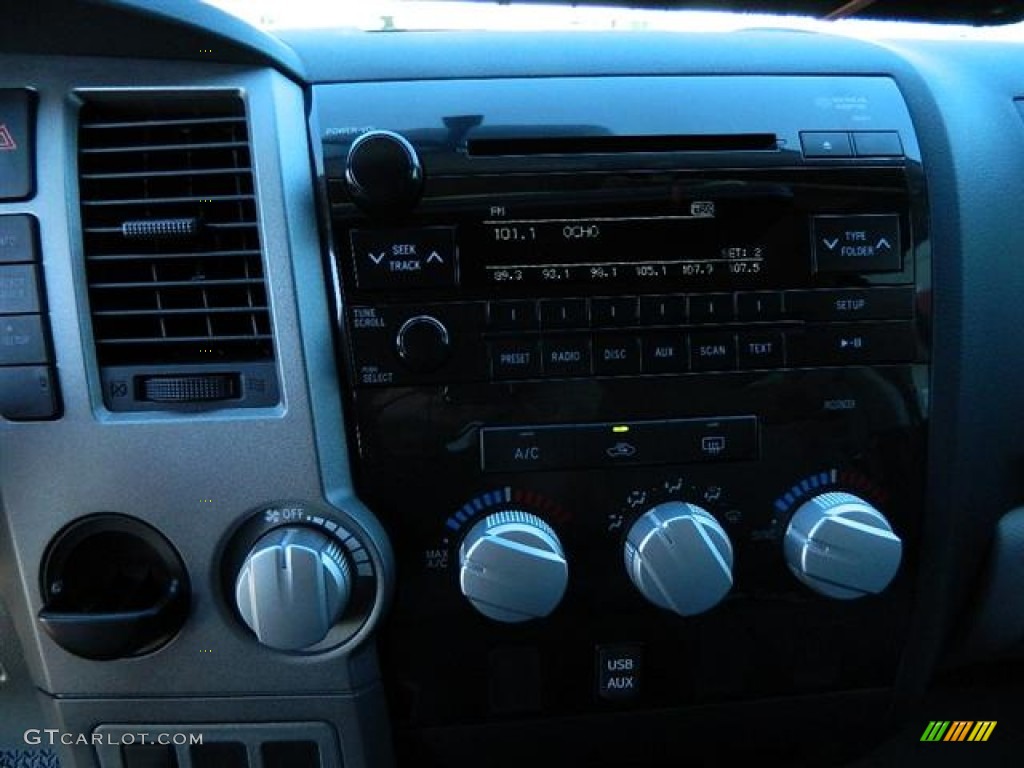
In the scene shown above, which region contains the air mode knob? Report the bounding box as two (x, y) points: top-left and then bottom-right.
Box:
(234, 527), (352, 651)
(624, 501), (734, 617)
(784, 491), (902, 599)
(459, 510), (568, 623)
(345, 130), (423, 214)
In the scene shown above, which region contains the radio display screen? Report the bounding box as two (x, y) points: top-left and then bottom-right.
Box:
(447, 173), (809, 290)
(466, 196), (789, 288)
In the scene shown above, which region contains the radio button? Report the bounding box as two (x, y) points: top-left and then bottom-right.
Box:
(540, 298), (588, 329)
(738, 332), (785, 370)
(736, 292), (783, 322)
(690, 332), (737, 372)
(350, 227), (457, 291)
(641, 335), (686, 374)
(592, 297), (638, 327)
(542, 336), (592, 377)
(786, 287), (914, 322)
(639, 295), (687, 326)
(490, 339), (542, 380)
(488, 300), (538, 331)
(812, 214), (902, 273)
(789, 322), (916, 366)
(689, 294), (735, 324)
(594, 335), (641, 376)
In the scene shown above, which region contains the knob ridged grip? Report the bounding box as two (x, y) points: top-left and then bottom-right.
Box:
(784, 491), (902, 599)
(625, 502), (733, 617)
(235, 527), (351, 650)
(459, 510), (568, 623)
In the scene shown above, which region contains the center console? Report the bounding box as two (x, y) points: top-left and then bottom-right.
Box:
(316, 74), (929, 754)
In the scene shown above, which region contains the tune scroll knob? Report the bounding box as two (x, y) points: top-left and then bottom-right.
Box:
(345, 130), (424, 214)
(234, 527), (352, 651)
(459, 510), (568, 623)
(625, 501), (734, 617)
(784, 491), (902, 599)
(395, 315), (451, 373)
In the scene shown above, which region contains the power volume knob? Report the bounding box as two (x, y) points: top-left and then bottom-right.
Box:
(784, 491), (902, 599)
(396, 315), (451, 373)
(234, 527), (351, 651)
(624, 501), (734, 617)
(345, 130), (423, 214)
(459, 510), (568, 623)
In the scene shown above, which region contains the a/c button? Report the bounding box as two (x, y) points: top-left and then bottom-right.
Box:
(480, 426), (574, 473)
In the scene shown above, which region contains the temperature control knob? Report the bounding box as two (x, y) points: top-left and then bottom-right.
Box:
(345, 130), (423, 214)
(784, 492), (902, 599)
(459, 510), (568, 623)
(395, 315), (451, 373)
(234, 527), (352, 651)
(624, 501), (733, 617)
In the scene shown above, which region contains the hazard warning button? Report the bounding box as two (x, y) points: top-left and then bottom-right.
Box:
(0, 90), (34, 201)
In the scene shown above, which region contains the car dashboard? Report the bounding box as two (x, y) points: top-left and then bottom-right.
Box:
(2, 3), (1024, 767)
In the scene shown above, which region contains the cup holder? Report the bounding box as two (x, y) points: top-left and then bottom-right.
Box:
(37, 514), (189, 660)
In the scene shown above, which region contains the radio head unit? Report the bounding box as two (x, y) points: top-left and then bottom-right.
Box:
(314, 74), (929, 740)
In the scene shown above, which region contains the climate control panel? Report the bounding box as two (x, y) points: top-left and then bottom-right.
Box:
(349, 364), (923, 728)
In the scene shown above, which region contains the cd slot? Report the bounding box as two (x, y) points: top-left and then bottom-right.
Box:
(466, 133), (778, 156)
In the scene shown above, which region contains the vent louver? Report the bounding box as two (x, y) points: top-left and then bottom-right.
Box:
(78, 92), (279, 411)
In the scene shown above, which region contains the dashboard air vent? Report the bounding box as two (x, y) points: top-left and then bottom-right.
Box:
(77, 92), (279, 411)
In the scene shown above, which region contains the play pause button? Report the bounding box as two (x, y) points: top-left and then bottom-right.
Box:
(790, 323), (916, 366)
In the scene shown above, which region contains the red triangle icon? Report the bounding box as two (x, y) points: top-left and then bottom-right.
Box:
(0, 124), (17, 151)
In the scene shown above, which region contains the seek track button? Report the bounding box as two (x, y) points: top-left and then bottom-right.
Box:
(351, 227), (457, 290)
